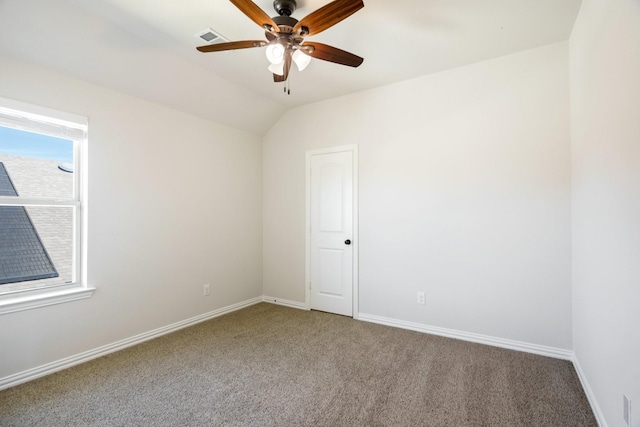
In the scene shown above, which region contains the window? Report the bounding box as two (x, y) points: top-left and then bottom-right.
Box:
(0, 97), (93, 314)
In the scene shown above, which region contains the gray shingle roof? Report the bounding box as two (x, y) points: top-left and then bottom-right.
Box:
(0, 160), (18, 196)
(0, 162), (59, 285)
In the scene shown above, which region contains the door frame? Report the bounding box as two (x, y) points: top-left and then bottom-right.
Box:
(305, 144), (359, 318)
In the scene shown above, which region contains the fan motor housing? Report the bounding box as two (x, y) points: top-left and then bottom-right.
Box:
(273, 15), (298, 29)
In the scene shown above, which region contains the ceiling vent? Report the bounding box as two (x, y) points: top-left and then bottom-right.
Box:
(195, 28), (229, 44)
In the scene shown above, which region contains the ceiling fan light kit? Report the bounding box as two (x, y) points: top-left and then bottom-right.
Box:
(292, 49), (311, 71)
(196, 0), (365, 90)
(268, 61), (285, 75)
(265, 42), (285, 64)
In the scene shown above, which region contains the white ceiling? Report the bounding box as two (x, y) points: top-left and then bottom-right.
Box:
(0, 0), (581, 134)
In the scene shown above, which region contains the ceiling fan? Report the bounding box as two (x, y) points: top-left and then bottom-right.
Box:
(196, 0), (364, 84)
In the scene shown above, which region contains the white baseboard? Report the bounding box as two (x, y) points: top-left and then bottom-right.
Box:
(357, 312), (574, 360)
(572, 355), (608, 427)
(0, 297), (263, 391)
(262, 295), (308, 310)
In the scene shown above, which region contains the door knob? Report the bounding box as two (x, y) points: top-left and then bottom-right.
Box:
(344, 239), (351, 245)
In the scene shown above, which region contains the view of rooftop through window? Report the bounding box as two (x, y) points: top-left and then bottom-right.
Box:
(0, 125), (75, 291)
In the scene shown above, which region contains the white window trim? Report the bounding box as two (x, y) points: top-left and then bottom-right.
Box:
(0, 287), (95, 315)
(0, 97), (93, 315)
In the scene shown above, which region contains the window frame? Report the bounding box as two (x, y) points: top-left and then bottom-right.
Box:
(0, 97), (93, 315)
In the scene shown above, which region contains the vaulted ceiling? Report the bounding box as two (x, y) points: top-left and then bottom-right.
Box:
(0, 0), (581, 134)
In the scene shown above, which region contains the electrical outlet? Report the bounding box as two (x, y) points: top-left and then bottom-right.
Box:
(417, 292), (426, 305)
(623, 394), (631, 426)
(203, 284), (211, 296)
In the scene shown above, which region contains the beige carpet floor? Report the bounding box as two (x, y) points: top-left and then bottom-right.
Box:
(0, 303), (596, 426)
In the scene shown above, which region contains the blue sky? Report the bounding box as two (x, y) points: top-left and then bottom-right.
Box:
(0, 126), (73, 163)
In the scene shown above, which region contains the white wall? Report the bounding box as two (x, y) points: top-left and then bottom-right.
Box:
(263, 42), (572, 349)
(0, 56), (263, 379)
(570, 0), (640, 425)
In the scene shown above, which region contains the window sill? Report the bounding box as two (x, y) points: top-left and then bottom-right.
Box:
(0, 286), (95, 315)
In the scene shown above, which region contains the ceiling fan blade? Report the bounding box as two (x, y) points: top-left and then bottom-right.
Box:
(303, 42), (363, 67)
(230, 0), (279, 31)
(272, 50), (293, 83)
(282, 49), (293, 81)
(293, 0), (364, 37)
(196, 40), (267, 53)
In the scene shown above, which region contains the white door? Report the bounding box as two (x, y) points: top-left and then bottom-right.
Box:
(309, 149), (354, 316)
